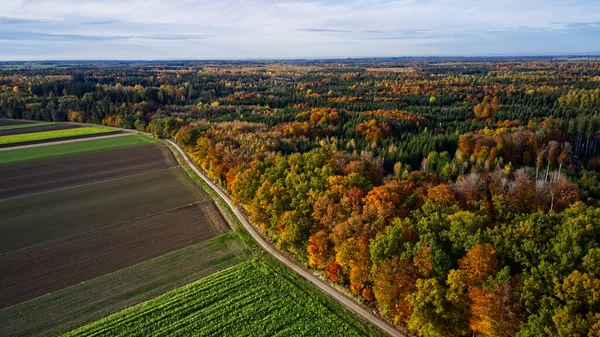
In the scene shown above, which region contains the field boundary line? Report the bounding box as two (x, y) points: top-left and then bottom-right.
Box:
(167, 139), (406, 337)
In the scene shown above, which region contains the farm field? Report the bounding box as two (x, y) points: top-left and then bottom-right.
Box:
(0, 201), (230, 308)
(0, 123), (78, 136)
(0, 125), (115, 146)
(0, 233), (250, 337)
(0, 143), (177, 199)
(0, 134), (156, 164)
(0, 167), (210, 255)
(0, 127), (240, 314)
(0, 121), (55, 130)
(0, 232), (249, 336)
(64, 260), (382, 337)
(0, 119), (32, 127)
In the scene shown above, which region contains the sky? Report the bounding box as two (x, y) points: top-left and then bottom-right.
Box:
(1, 0), (600, 60)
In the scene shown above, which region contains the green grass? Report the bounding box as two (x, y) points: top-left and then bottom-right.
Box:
(0, 233), (251, 337)
(63, 260), (381, 337)
(0, 134), (155, 164)
(0, 122), (56, 131)
(0, 126), (113, 145)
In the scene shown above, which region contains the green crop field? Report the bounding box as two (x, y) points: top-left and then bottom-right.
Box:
(0, 122), (56, 131)
(0, 126), (113, 145)
(63, 260), (381, 337)
(0, 233), (250, 337)
(0, 134), (155, 164)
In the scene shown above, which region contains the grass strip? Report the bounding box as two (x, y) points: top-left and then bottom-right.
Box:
(0, 126), (112, 146)
(0, 134), (155, 164)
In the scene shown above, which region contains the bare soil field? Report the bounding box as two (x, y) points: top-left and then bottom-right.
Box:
(0, 233), (249, 337)
(0, 202), (230, 309)
(0, 135), (243, 333)
(0, 167), (210, 254)
(0, 123), (79, 136)
(0, 143), (177, 199)
(0, 119), (31, 126)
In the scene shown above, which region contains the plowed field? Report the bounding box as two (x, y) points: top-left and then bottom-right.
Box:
(0, 143), (177, 199)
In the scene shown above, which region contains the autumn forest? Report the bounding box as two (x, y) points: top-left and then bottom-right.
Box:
(2, 58), (600, 336)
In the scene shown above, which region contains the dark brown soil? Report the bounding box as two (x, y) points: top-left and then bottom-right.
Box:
(0, 143), (177, 199)
(0, 119), (32, 126)
(0, 202), (230, 309)
(0, 139), (232, 315)
(0, 167), (210, 254)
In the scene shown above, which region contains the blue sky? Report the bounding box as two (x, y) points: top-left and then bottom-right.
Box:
(1, 0), (600, 60)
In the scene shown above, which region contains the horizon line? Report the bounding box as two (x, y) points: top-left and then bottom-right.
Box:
(2, 52), (600, 63)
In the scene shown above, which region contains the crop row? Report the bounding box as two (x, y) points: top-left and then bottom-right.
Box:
(64, 260), (373, 337)
(0, 232), (250, 337)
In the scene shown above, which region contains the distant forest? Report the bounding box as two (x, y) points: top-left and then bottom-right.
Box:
(2, 58), (600, 337)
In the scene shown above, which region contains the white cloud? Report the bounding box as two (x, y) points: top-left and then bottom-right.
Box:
(0, 0), (599, 59)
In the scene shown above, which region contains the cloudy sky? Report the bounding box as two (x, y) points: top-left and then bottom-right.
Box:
(1, 0), (600, 60)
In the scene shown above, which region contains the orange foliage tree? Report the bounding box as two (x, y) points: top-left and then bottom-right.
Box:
(372, 257), (418, 325)
(356, 119), (392, 142)
(469, 278), (524, 337)
(459, 243), (500, 286)
(306, 230), (333, 269)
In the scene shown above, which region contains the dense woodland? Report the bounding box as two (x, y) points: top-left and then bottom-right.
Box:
(2, 58), (600, 337)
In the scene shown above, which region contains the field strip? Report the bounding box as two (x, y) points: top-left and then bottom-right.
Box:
(0, 165), (188, 203)
(0, 167), (210, 254)
(0, 201), (214, 258)
(0, 134), (156, 164)
(0, 166), (203, 221)
(0, 202), (232, 309)
(0, 126), (116, 146)
(0, 123), (80, 137)
(0, 233), (250, 337)
(0, 143), (170, 173)
(0, 122), (56, 131)
(0, 119), (35, 127)
(0, 143), (179, 200)
(0, 132), (132, 152)
(62, 261), (379, 337)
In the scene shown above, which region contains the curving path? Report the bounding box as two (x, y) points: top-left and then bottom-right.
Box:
(167, 139), (407, 337)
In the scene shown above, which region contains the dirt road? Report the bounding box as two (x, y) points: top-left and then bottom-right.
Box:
(167, 139), (407, 337)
